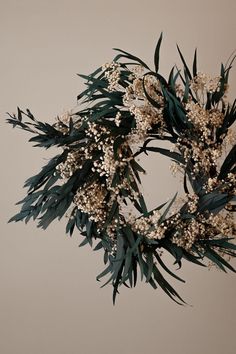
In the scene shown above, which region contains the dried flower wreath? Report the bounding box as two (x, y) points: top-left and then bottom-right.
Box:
(7, 34), (236, 304)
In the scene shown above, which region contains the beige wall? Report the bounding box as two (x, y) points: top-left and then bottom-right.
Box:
(1, 1), (236, 354)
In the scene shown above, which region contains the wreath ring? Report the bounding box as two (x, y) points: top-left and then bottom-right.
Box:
(7, 34), (236, 304)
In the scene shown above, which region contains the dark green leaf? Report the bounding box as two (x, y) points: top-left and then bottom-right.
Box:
(154, 32), (163, 73)
(192, 49), (197, 77)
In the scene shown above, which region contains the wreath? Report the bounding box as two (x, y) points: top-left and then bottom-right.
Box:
(7, 34), (236, 304)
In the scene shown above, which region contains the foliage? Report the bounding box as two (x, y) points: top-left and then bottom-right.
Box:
(7, 34), (236, 304)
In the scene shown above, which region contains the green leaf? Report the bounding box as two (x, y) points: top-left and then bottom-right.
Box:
(112, 265), (123, 305)
(96, 264), (112, 281)
(176, 45), (192, 80)
(121, 250), (133, 284)
(93, 241), (103, 251)
(141, 146), (185, 165)
(182, 249), (205, 267)
(154, 251), (185, 283)
(159, 192), (178, 223)
(79, 237), (89, 247)
(104, 200), (118, 229)
(204, 250), (226, 272)
(152, 265), (185, 305)
(8, 210), (31, 223)
(137, 248), (145, 281)
(138, 194), (148, 215)
(17, 106), (22, 122)
(168, 67), (180, 91)
(130, 159), (146, 174)
(113, 48), (150, 70)
(219, 145), (236, 179)
(113, 136), (125, 159)
(192, 49), (197, 77)
(154, 32), (163, 73)
(183, 68), (190, 103)
(198, 192), (229, 214)
(65, 210), (76, 236)
(123, 225), (136, 248)
(207, 238), (236, 251)
(145, 251), (154, 282)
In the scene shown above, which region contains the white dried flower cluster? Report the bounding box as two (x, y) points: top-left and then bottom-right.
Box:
(99, 144), (117, 177)
(55, 112), (143, 227)
(174, 74), (227, 176)
(207, 177), (218, 192)
(172, 210), (235, 252)
(74, 182), (107, 223)
(85, 120), (143, 203)
(170, 73), (233, 182)
(129, 64), (144, 80)
(185, 102), (224, 131)
(98, 148), (140, 203)
(172, 218), (206, 250)
(56, 150), (84, 178)
(55, 121), (105, 182)
(187, 194), (199, 213)
(130, 104), (163, 141)
(114, 111), (122, 127)
(123, 75), (165, 143)
(130, 210), (166, 240)
(85, 121), (108, 141)
(207, 212), (236, 237)
(175, 83), (185, 98)
(221, 173), (236, 196)
(85, 123), (131, 183)
(106, 219), (122, 240)
(102, 62), (121, 91)
(227, 172), (236, 190)
(176, 137), (221, 175)
(207, 173), (236, 194)
(95, 142), (129, 179)
(190, 72), (221, 94)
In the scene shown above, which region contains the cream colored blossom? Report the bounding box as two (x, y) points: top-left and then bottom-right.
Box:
(190, 72), (221, 94)
(102, 61), (121, 91)
(114, 111), (122, 127)
(56, 150), (84, 178)
(207, 177), (218, 192)
(130, 210), (165, 240)
(172, 219), (206, 250)
(74, 182), (107, 223)
(187, 194), (199, 214)
(123, 74), (165, 144)
(185, 102), (223, 130)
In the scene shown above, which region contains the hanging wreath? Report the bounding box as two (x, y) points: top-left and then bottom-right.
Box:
(7, 34), (236, 304)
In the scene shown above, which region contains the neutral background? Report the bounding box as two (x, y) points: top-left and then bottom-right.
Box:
(1, 1), (236, 354)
